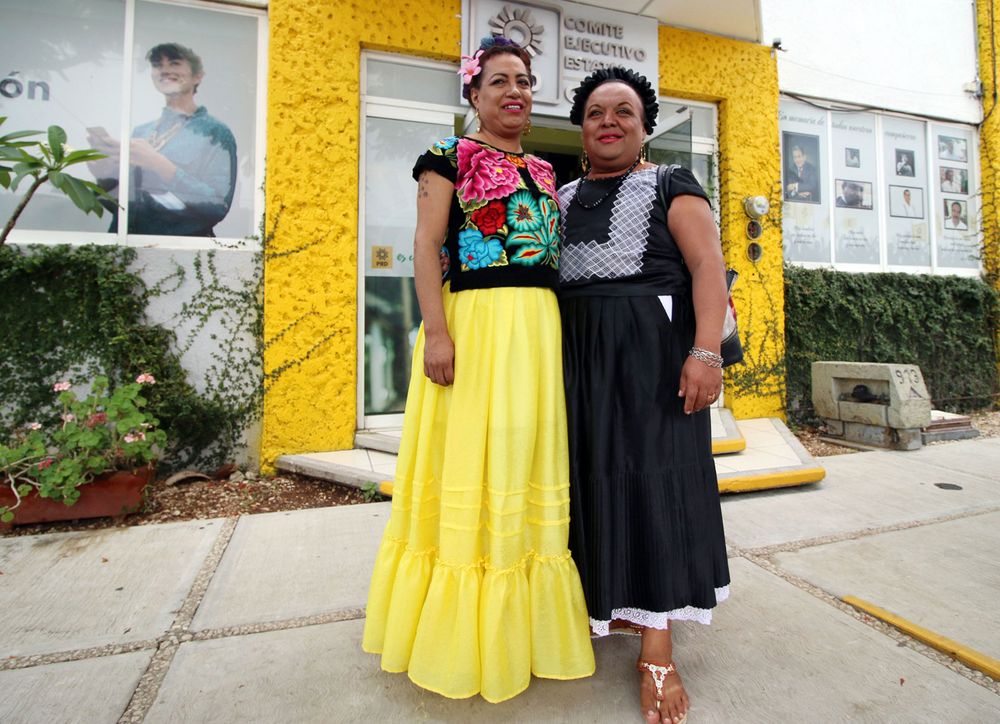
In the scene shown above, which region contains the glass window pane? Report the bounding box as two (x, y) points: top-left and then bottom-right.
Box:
(365, 59), (459, 107)
(0, 0), (124, 233)
(833, 112), (881, 265)
(125, 1), (258, 238)
(932, 125), (978, 269)
(364, 116), (452, 415)
(780, 100), (831, 263)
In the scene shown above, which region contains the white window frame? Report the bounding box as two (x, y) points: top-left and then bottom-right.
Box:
(781, 97), (981, 277)
(4, 0), (268, 252)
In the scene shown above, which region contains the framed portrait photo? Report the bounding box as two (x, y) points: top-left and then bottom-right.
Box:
(888, 185), (924, 219)
(938, 135), (968, 163)
(942, 198), (969, 231)
(835, 179), (873, 210)
(845, 147), (860, 168)
(894, 149), (915, 177)
(782, 131), (822, 204)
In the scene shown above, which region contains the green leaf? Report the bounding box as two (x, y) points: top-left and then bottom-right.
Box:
(1, 511), (13, 523)
(0, 167), (9, 189)
(48, 170), (65, 190)
(63, 149), (107, 165)
(62, 175), (103, 216)
(47, 126), (67, 163)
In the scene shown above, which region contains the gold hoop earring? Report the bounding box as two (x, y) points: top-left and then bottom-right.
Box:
(640, 145), (647, 163)
(523, 119), (532, 136)
(580, 151), (589, 173)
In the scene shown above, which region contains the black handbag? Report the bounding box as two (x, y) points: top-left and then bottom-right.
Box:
(656, 164), (744, 367)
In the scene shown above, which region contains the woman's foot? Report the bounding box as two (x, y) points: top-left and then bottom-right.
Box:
(637, 628), (689, 723)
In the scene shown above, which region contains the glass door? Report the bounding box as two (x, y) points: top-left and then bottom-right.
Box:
(359, 103), (454, 427)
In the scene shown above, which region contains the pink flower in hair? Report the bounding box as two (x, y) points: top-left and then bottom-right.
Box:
(456, 140), (521, 204)
(458, 50), (484, 85)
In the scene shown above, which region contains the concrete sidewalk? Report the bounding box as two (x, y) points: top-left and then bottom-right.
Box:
(2, 438), (999, 722)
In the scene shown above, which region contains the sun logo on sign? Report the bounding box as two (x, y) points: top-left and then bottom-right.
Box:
(488, 6), (544, 57)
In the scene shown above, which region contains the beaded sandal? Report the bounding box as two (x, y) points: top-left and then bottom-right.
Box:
(636, 659), (687, 723)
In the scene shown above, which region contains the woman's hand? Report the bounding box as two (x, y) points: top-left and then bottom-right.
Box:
(423, 330), (455, 386)
(678, 356), (723, 414)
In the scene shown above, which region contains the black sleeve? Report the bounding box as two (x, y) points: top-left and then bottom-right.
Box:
(666, 166), (710, 209)
(412, 146), (457, 184)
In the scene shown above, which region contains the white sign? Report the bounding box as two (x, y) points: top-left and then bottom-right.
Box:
(463, 0), (659, 118)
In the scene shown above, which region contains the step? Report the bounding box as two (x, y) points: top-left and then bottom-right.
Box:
(354, 406), (746, 457)
(279, 417), (822, 497)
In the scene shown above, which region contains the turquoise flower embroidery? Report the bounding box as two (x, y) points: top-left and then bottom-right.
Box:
(506, 191), (542, 231)
(507, 196), (559, 268)
(434, 136), (459, 151)
(458, 228), (504, 270)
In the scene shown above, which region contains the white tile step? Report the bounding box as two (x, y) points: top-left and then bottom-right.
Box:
(279, 417), (823, 496)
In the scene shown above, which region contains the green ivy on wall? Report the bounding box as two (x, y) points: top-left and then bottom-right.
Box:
(0, 243), (244, 471)
(784, 265), (999, 421)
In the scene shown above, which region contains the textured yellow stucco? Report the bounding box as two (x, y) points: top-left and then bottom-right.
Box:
(978, 0), (1000, 285)
(261, 0), (460, 468)
(660, 26), (786, 419)
(261, 4), (784, 466)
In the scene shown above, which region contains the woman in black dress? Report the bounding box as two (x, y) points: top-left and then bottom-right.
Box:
(559, 67), (731, 724)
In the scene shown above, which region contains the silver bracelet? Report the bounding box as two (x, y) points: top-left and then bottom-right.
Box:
(689, 347), (723, 368)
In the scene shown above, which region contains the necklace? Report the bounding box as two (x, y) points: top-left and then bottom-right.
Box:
(572, 156), (642, 210)
(148, 115), (190, 151)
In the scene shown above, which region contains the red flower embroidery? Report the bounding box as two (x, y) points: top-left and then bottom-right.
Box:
(471, 200), (507, 236)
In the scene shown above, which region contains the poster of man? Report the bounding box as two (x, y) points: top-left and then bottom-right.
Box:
(845, 147), (861, 168)
(938, 135), (968, 162)
(783, 132), (821, 203)
(894, 149), (915, 177)
(939, 167), (968, 194)
(888, 185), (923, 218)
(87, 42), (237, 236)
(835, 179), (872, 209)
(943, 199), (969, 230)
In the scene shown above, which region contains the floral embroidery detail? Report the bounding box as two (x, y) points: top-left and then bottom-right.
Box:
(433, 136), (459, 153)
(456, 140), (522, 204)
(526, 155), (556, 197)
(471, 200), (508, 236)
(506, 191), (542, 231)
(506, 154), (527, 168)
(458, 228), (504, 270)
(439, 245), (450, 279)
(507, 196), (559, 268)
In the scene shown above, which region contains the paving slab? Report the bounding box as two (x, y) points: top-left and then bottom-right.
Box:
(773, 511), (1000, 661)
(146, 558), (999, 722)
(722, 442), (1000, 550)
(905, 436), (1000, 479)
(192, 503), (390, 631)
(0, 520), (222, 657)
(0, 650), (152, 724)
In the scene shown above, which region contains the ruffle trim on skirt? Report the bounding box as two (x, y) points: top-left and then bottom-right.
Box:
(362, 535), (596, 703)
(588, 586), (731, 637)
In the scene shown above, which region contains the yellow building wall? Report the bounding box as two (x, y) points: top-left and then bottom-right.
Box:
(261, 0), (460, 467)
(262, 3), (784, 466)
(978, 0), (1000, 288)
(660, 27), (786, 419)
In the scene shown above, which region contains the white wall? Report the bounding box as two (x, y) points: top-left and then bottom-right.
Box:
(761, 0), (981, 123)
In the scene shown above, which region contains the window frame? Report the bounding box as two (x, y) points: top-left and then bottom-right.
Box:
(780, 96), (981, 277)
(2, 0), (268, 252)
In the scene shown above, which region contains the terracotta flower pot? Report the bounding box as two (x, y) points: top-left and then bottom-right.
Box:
(0, 466), (155, 530)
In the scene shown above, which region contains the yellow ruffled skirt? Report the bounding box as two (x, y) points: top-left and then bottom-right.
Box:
(362, 284), (595, 703)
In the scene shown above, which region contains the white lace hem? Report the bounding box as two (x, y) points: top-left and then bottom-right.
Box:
(589, 586), (730, 637)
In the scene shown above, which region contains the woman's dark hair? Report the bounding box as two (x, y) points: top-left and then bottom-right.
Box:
(569, 67), (658, 134)
(463, 36), (533, 103)
(146, 42), (204, 93)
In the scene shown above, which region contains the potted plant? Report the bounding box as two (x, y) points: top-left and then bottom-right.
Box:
(0, 374), (167, 527)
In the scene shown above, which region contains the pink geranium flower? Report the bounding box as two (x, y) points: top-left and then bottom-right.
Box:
(53, 381), (71, 392)
(135, 373), (156, 384)
(457, 140), (522, 204)
(61, 413), (75, 423)
(526, 156), (556, 196)
(26, 422), (42, 431)
(123, 432), (146, 443)
(38, 458), (54, 470)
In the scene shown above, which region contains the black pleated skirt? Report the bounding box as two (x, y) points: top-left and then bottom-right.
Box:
(560, 292), (731, 635)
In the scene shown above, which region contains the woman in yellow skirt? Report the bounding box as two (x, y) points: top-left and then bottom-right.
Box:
(361, 37), (595, 703)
